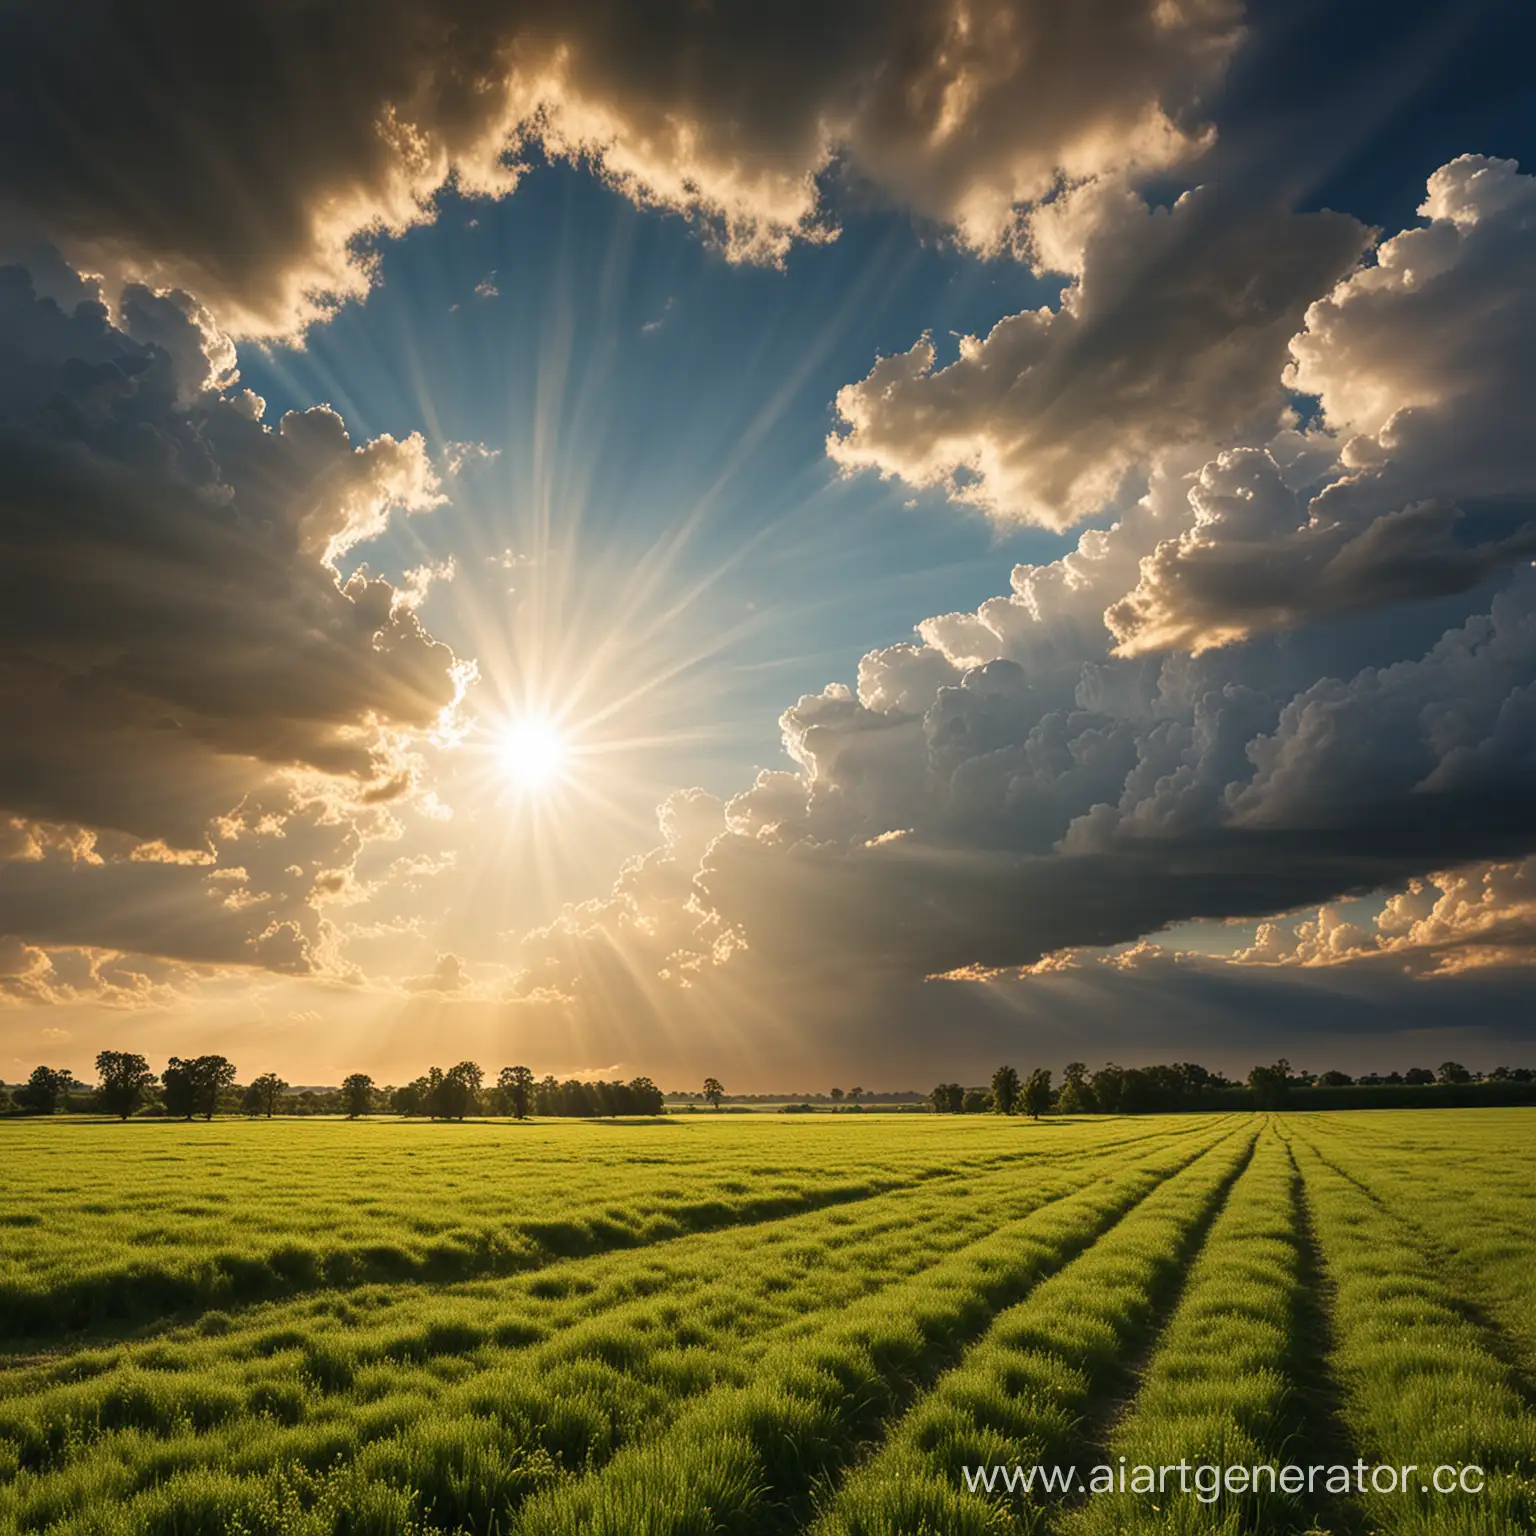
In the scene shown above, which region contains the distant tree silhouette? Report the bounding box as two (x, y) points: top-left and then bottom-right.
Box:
(341, 1073), (374, 1118)
(1404, 1067), (1435, 1085)
(962, 1088), (991, 1114)
(1022, 1067), (1052, 1120)
(94, 1052), (156, 1119)
(847, 1086), (864, 1104)
(242, 1072), (286, 1118)
(439, 1061), (483, 1119)
(1437, 1061), (1471, 1085)
(830, 1087), (844, 1102)
(1058, 1062), (1096, 1113)
(990, 1065), (1021, 1116)
(391, 1081), (424, 1116)
(702, 1077), (725, 1110)
(626, 1076), (665, 1115)
(1248, 1059), (1292, 1110)
(1317, 1070), (1353, 1087)
(498, 1064), (535, 1118)
(164, 1056), (237, 1120)
(928, 1082), (965, 1113)
(14, 1065), (74, 1115)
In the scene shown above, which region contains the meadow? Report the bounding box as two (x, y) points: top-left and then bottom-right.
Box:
(2, 1110), (1534, 1534)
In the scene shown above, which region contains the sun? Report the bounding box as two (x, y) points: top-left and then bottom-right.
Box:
(497, 715), (570, 791)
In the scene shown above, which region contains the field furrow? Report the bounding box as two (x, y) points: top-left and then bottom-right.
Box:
(510, 1125), (1246, 1535)
(1289, 1132), (1536, 1534)
(0, 1122), (1228, 1534)
(0, 1117), (1199, 1345)
(801, 1126), (1256, 1536)
(1291, 1114), (1536, 1392)
(1060, 1127), (1360, 1535)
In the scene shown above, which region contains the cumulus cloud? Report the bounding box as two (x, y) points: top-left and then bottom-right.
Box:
(0, 266), (467, 975)
(1224, 857), (1536, 977)
(403, 952), (472, 993)
(828, 178), (1367, 526)
(0, 0), (1242, 336)
(502, 150), (1536, 1041)
(0, 935), (197, 1009)
(511, 487), (1536, 1006)
(1110, 157), (1536, 653)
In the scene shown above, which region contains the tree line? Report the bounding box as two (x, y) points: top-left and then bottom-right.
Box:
(0, 1054), (673, 1121)
(928, 1059), (1536, 1115)
(5, 1053), (1535, 1122)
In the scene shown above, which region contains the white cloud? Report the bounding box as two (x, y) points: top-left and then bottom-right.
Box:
(828, 179), (1366, 527)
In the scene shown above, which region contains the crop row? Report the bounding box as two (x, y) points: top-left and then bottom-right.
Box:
(1068, 1129), (1322, 1535)
(1286, 1128), (1536, 1534)
(0, 1124), (1232, 1533)
(511, 1125), (1248, 1534)
(0, 1116), (1195, 1341)
(1293, 1112), (1536, 1385)
(804, 1126), (1257, 1535)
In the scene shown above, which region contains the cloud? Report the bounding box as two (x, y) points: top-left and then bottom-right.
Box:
(0, 0), (1242, 337)
(403, 952), (472, 993)
(0, 934), (198, 1009)
(828, 178), (1367, 527)
(502, 148), (1536, 1070)
(0, 266), (467, 974)
(511, 463), (1536, 1012)
(1109, 157), (1536, 653)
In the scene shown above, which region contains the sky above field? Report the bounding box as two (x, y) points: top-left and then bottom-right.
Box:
(3, 0), (1536, 1089)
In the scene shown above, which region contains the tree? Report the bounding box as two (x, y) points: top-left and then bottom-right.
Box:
(702, 1077), (725, 1111)
(1059, 1061), (1097, 1114)
(626, 1076), (665, 1115)
(1248, 1059), (1292, 1110)
(1404, 1067), (1435, 1085)
(94, 1051), (156, 1119)
(163, 1056), (237, 1120)
(1437, 1060), (1471, 1085)
(990, 1064), (1021, 1116)
(961, 1088), (991, 1114)
(341, 1073), (374, 1118)
(437, 1061), (483, 1120)
(498, 1065), (536, 1119)
(847, 1086), (864, 1104)
(391, 1081), (424, 1116)
(242, 1072), (286, 1118)
(14, 1065), (74, 1115)
(1317, 1070), (1353, 1087)
(1022, 1067), (1052, 1120)
(830, 1087), (844, 1102)
(1091, 1063), (1125, 1114)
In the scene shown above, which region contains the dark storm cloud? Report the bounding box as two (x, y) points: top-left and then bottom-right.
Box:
(0, 267), (464, 974)
(0, 0), (1243, 335)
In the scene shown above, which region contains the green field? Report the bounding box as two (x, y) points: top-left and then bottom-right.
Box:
(3, 1111), (1535, 1534)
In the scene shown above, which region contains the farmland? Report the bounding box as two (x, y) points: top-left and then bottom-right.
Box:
(2, 1112), (1535, 1534)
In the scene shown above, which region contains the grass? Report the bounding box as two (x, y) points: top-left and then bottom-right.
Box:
(1, 1109), (1533, 1534)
